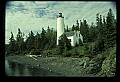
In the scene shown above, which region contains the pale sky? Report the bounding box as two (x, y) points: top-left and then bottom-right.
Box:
(5, 1), (116, 44)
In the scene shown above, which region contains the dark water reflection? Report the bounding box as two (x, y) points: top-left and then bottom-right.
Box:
(5, 60), (62, 76)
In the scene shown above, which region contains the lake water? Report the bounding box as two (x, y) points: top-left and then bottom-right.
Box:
(5, 60), (62, 76)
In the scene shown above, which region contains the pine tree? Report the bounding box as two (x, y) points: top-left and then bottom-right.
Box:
(89, 22), (97, 42)
(25, 31), (35, 51)
(99, 15), (103, 36)
(16, 28), (25, 55)
(34, 32), (41, 49)
(75, 20), (79, 31)
(80, 20), (83, 33)
(83, 19), (89, 43)
(102, 16), (106, 42)
(66, 25), (69, 32)
(41, 27), (47, 49)
(8, 32), (16, 54)
(58, 33), (71, 51)
(72, 24), (75, 31)
(105, 9), (116, 48)
(96, 13), (100, 38)
(45, 26), (51, 49)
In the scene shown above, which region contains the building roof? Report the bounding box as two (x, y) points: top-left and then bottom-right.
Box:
(65, 31), (75, 37)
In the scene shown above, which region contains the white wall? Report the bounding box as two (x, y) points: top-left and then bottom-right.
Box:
(67, 32), (83, 47)
(72, 31), (83, 46)
(67, 36), (75, 46)
(57, 17), (64, 45)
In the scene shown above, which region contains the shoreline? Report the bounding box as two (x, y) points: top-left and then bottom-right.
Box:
(5, 55), (100, 77)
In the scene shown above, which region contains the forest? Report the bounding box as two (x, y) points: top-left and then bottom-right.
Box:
(5, 8), (116, 57)
(5, 9), (116, 76)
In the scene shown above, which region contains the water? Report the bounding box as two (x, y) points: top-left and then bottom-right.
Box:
(5, 60), (61, 76)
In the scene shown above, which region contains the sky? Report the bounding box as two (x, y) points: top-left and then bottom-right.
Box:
(5, 1), (116, 44)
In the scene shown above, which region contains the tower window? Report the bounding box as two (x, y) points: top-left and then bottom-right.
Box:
(59, 13), (62, 17)
(69, 39), (71, 42)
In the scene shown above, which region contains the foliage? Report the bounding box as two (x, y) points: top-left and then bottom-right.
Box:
(56, 46), (63, 55)
(71, 48), (79, 57)
(88, 22), (97, 42)
(30, 49), (41, 55)
(79, 38), (83, 46)
(58, 33), (71, 51)
(6, 8), (116, 64)
(6, 27), (57, 56)
(104, 9), (116, 49)
(80, 19), (89, 43)
(25, 31), (35, 51)
(7, 32), (16, 55)
(83, 44), (90, 57)
(16, 28), (25, 53)
(101, 47), (116, 77)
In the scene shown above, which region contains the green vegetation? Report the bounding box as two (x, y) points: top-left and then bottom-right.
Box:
(5, 9), (116, 77)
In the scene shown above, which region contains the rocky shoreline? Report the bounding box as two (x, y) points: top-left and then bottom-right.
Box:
(5, 55), (103, 77)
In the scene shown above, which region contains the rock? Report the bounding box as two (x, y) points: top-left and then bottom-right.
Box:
(101, 47), (116, 77)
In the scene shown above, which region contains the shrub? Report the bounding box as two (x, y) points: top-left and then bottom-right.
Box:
(101, 47), (116, 77)
(22, 51), (28, 55)
(62, 51), (71, 57)
(56, 46), (63, 55)
(71, 48), (79, 57)
(30, 49), (41, 55)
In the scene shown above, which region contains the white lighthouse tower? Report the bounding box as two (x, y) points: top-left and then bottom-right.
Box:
(57, 13), (65, 45)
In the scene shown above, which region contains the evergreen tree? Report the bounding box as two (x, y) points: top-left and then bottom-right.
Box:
(16, 28), (25, 55)
(89, 22), (97, 42)
(7, 32), (16, 54)
(41, 27), (46, 39)
(80, 20), (83, 33)
(105, 9), (116, 48)
(99, 15), (103, 36)
(45, 26), (51, 49)
(41, 27), (47, 49)
(49, 28), (57, 48)
(34, 32), (41, 49)
(25, 31), (35, 51)
(80, 19), (89, 43)
(83, 19), (89, 43)
(102, 16), (106, 42)
(72, 24), (75, 31)
(96, 13), (100, 38)
(58, 33), (71, 52)
(66, 25), (69, 32)
(75, 20), (79, 31)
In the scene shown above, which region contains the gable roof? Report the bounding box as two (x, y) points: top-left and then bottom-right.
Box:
(65, 31), (75, 37)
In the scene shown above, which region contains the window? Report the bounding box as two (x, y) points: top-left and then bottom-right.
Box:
(69, 39), (71, 42)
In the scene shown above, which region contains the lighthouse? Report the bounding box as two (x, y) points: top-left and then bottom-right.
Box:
(57, 13), (65, 45)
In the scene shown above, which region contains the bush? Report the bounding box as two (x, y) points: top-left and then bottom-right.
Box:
(49, 48), (58, 55)
(30, 49), (41, 55)
(56, 46), (63, 55)
(83, 44), (89, 56)
(101, 47), (116, 77)
(71, 48), (79, 57)
(79, 38), (83, 46)
(14, 51), (20, 55)
(22, 51), (28, 55)
(62, 51), (71, 57)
